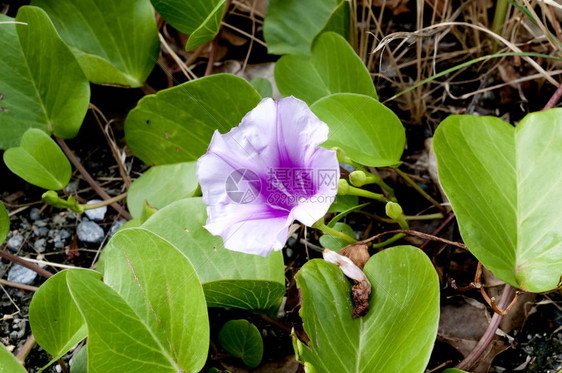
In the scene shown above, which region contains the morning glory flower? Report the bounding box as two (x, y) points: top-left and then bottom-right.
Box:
(196, 96), (339, 257)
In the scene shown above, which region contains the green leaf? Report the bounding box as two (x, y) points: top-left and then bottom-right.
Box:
(251, 77), (273, 98)
(433, 109), (562, 292)
(0, 8), (89, 149)
(150, 0), (226, 51)
(32, 0), (159, 87)
(264, 0), (348, 55)
(0, 202), (9, 244)
(69, 346), (87, 373)
(0, 344), (26, 373)
(311, 93), (405, 167)
(442, 369), (468, 373)
(66, 269), (181, 372)
(4, 129), (71, 190)
(101, 228), (209, 371)
(125, 74), (262, 165)
(328, 195), (359, 213)
(295, 246), (439, 372)
(319, 222), (354, 251)
(275, 32), (376, 105)
(29, 270), (88, 365)
(127, 162), (199, 218)
(219, 319), (263, 368)
(141, 197), (285, 314)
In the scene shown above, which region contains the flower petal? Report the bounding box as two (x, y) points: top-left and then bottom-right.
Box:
(205, 203), (292, 256)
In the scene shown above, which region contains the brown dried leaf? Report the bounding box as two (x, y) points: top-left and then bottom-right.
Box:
(338, 242), (370, 270)
(352, 281), (371, 318)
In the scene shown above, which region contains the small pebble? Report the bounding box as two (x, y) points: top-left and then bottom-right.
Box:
(52, 214), (67, 226)
(59, 229), (71, 240)
(29, 208), (41, 221)
(84, 199), (107, 221)
(7, 264), (37, 285)
(7, 235), (23, 252)
(110, 219), (127, 236)
(77, 220), (104, 243)
(38, 227), (49, 236)
(65, 180), (79, 193)
(54, 242), (63, 249)
(34, 238), (46, 253)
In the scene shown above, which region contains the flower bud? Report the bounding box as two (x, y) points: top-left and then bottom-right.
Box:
(337, 179), (350, 195)
(349, 171), (368, 187)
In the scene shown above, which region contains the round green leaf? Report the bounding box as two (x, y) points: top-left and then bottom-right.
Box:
(295, 246), (439, 373)
(251, 77), (273, 98)
(101, 228), (209, 371)
(0, 7), (89, 149)
(4, 129), (71, 190)
(66, 269), (181, 372)
(219, 319), (263, 368)
(141, 198), (286, 313)
(32, 0), (160, 87)
(275, 32), (376, 105)
(311, 93), (405, 167)
(150, 0), (226, 51)
(433, 109), (562, 292)
(127, 162), (199, 218)
(29, 270), (89, 365)
(124, 74), (262, 165)
(319, 222), (354, 251)
(264, 0), (348, 55)
(0, 202), (9, 244)
(0, 344), (27, 373)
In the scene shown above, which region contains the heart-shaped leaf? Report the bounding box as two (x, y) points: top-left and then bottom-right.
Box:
(4, 129), (71, 190)
(127, 162), (199, 218)
(0, 344), (27, 373)
(125, 74), (262, 165)
(275, 32), (376, 105)
(30, 228), (209, 371)
(0, 7), (89, 149)
(29, 270), (88, 366)
(264, 0), (348, 55)
(433, 109), (562, 292)
(150, 0), (226, 51)
(219, 319), (263, 368)
(32, 0), (159, 87)
(101, 228), (209, 371)
(141, 198), (286, 314)
(311, 93), (405, 167)
(295, 246), (439, 372)
(0, 202), (9, 244)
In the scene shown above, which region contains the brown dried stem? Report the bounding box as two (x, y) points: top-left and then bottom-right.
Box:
(456, 284), (514, 371)
(55, 137), (132, 220)
(0, 250), (52, 279)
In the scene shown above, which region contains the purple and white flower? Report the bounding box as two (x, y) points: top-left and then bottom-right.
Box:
(196, 97), (340, 257)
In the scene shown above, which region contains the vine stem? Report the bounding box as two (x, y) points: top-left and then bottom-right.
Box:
(543, 82), (562, 110)
(0, 250), (52, 279)
(456, 284), (514, 370)
(314, 222), (357, 243)
(393, 168), (446, 214)
(56, 138), (132, 220)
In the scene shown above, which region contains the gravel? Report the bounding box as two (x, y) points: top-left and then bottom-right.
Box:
(84, 199), (107, 221)
(7, 235), (23, 252)
(77, 220), (104, 243)
(7, 264), (37, 285)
